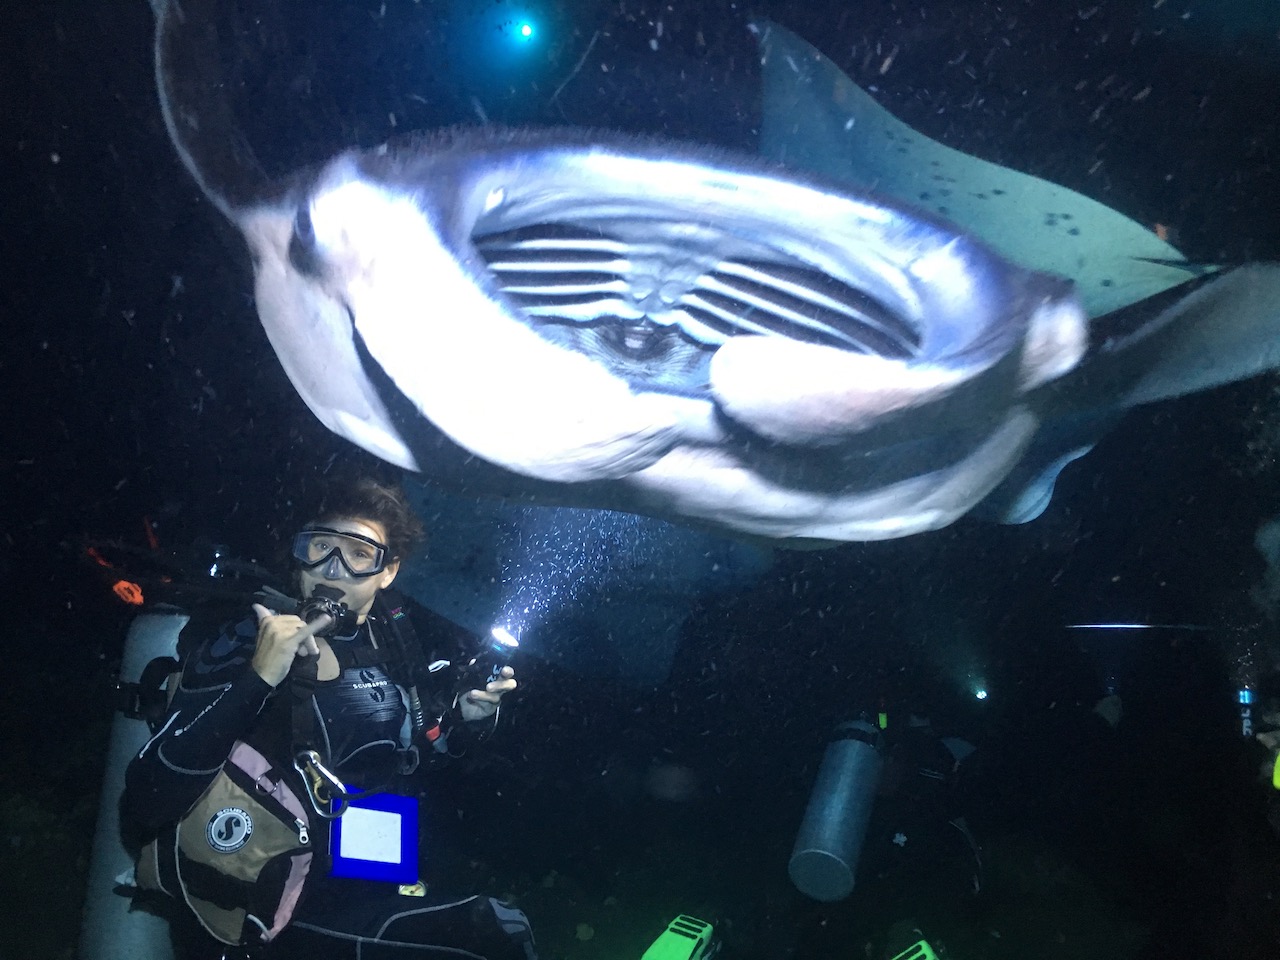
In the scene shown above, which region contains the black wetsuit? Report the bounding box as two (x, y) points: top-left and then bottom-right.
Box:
(863, 727), (982, 895)
(123, 612), (535, 960)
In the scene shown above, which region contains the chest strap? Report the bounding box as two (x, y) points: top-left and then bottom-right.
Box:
(330, 637), (390, 673)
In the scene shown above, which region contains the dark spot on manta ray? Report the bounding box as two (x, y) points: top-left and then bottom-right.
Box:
(294, 202), (314, 244)
(991, 188), (1006, 195)
(973, 193), (988, 199)
(897, 146), (908, 154)
(918, 192), (931, 201)
(1101, 279), (1114, 287)
(1068, 227), (1081, 236)
(937, 206), (950, 216)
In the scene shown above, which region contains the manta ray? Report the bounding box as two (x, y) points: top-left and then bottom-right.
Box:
(152, 2), (1280, 543)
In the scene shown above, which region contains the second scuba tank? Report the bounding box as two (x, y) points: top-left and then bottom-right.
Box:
(788, 718), (884, 902)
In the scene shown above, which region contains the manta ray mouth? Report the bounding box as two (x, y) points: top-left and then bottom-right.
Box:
(474, 221), (925, 395)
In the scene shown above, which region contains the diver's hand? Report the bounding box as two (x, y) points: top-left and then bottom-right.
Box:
(249, 603), (329, 688)
(459, 666), (517, 721)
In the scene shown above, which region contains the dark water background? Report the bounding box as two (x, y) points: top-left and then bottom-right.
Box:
(3, 1), (1280, 957)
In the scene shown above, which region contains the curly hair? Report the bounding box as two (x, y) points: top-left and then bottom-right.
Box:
(309, 476), (425, 561)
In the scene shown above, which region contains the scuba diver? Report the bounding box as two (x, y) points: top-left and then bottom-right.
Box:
(121, 477), (534, 959)
(789, 699), (983, 960)
(862, 713), (984, 957)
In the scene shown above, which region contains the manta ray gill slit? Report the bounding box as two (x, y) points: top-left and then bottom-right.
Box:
(473, 217), (926, 398)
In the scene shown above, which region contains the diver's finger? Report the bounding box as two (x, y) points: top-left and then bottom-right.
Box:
(252, 603), (274, 623)
(292, 614), (331, 641)
(482, 677), (517, 697)
(291, 614), (330, 656)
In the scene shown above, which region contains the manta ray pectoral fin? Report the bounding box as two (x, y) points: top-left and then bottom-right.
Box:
(306, 176), (684, 483)
(154, 0), (277, 221)
(1022, 264), (1280, 422)
(241, 206), (420, 471)
(1104, 263), (1280, 408)
(978, 265), (1280, 524)
(751, 19), (1280, 537)
(754, 20), (1209, 319)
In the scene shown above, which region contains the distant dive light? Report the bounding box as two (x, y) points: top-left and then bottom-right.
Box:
(1239, 686), (1255, 739)
(496, 16), (536, 43)
(964, 670), (989, 702)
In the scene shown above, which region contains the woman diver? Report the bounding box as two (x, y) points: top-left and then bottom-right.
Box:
(122, 476), (534, 959)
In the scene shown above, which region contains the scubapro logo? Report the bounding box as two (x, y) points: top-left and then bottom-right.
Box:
(206, 807), (253, 853)
(355, 668), (388, 702)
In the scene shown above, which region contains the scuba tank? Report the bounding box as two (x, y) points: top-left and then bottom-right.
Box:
(789, 718), (885, 902)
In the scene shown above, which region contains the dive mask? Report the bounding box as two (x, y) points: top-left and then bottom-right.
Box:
(292, 526), (388, 579)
